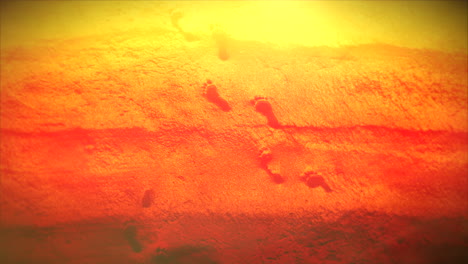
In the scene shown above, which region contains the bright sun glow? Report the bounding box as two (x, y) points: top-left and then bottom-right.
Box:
(1, 1), (466, 52)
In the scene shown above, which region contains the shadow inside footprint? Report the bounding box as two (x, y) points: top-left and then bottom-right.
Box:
(123, 225), (142, 253)
(252, 97), (280, 128)
(212, 28), (230, 61)
(142, 189), (155, 208)
(301, 171), (333, 192)
(269, 171), (285, 184)
(203, 81), (231, 111)
(258, 147), (285, 184)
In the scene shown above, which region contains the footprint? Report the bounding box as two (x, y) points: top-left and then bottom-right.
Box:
(212, 27), (230, 61)
(300, 170), (332, 192)
(170, 10), (200, 42)
(170, 10), (183, 30)
(202, 80), (231, 112)
(259, 147), (273, 168)
(142, 189), (155, 208)
(123, 224), (143, 253)
(258, 147), (285, 184)
(269, 169), (285, 184)
(251, 97), (280, 128)
(181, 32), (200, 42)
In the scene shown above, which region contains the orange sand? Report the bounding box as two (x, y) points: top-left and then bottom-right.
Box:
(1, 1), (467, 263)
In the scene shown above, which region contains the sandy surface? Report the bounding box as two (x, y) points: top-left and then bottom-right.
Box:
(1, 1), (467, 263)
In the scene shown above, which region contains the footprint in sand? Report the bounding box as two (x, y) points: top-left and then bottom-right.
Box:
(170, 10), (200, 42)
(202, 80), (231, 112)
(142, 189), (155, 208)
(258, 147), (285, 184)
(300, 170), (333, 192)
(212, 26), (230, 61)
(251, 96), (280, 128)
(123, 222), (143, 253)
